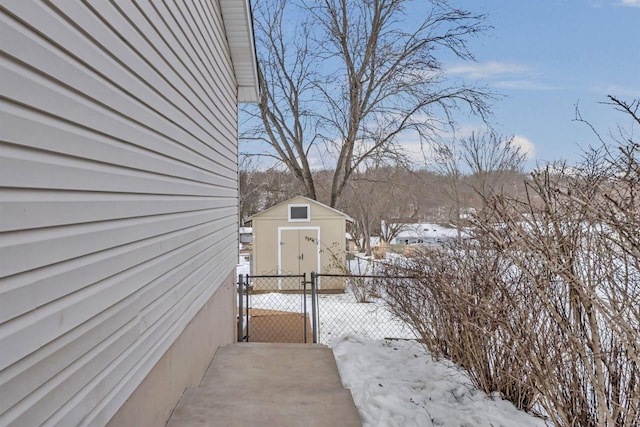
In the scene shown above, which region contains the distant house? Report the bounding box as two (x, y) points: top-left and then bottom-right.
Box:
(249, 196), (353, 291)
(0, 1), (258, 426)
(386, 223), (459, 245)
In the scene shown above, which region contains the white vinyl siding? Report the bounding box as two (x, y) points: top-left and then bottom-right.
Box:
(0, 1), (244, 425)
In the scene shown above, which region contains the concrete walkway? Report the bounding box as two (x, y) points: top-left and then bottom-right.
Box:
(165, 343), (362, 427)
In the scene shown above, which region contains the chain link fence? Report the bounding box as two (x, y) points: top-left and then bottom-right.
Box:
(238, 272), (416, 345)
(314, 273), (416, 344)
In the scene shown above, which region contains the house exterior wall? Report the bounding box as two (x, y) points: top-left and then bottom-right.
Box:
(252, 197), (347, 290)
(0, 1), (255, 426)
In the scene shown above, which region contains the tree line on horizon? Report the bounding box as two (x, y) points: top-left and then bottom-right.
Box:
(240, 154), (529, 253)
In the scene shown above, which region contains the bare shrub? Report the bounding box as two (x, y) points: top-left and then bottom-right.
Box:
(372, 243), (388, 260)
(382, 242), (541, 412)
(475, 146), (640, 426)
(382, 97), (640, 426)
(325, 243), (379, 303)
(346, 255), (380, 303)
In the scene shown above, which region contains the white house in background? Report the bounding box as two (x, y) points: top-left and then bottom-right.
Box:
(385, 222), (459, 245)
(0, 1), (258, 426)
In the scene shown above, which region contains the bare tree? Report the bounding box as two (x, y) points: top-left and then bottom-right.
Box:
(342, 164), (420, 254)
(460, 131), (527, 201)
(432, 140), (466, 242)
(344, 177), (380, 256)
(243, 0), (492, 207)
(238, 157), (263, 224)
(239, 161), (305, 222)
(434, 130), (526, 241)
(242, 0), (320, 200)
(377, 169), (421, 243)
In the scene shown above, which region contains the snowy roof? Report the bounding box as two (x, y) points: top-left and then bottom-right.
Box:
(392, 223), (459, 239)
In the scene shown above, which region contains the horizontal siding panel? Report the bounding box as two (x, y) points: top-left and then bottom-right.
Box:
(0, 227), (236, 370)
(166, 0), (236, 106)
(1, 2), (236, 162)
(88, 254), (236, 427)
(139, 0), (236, 116)
(0, 216), (235, 325)
(1, 206), (236, 277)
(2, 318), (139, 427)
(0, 297), (139, 415)
(0, 147), (236, 197)
(116, 0), (236, 118)
(56, 0), (237, 153)
(47, 252), (236, 427)
(0, 100), (231, 179)
(190, 0), (236, 84)
(112, 0), (237, 134)
(0, 218), (236, 359)
(0, 61), (236, 171)
(0, 190), (232, 232)
(137, 236), (236, 329)
(136, 234), (235, 311)
(1, 106), (236, 188)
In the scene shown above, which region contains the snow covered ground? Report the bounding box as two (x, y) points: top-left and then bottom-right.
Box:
(237, 256), (545, 426)
(333, 337), (545, 427)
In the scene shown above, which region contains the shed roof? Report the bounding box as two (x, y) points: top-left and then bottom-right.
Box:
(220, 0), (259, 103)
(248, 196), (354, 223)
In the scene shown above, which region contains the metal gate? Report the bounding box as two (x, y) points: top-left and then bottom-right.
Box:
(237, 273), (318, 343)
(237, 272), (414, 344)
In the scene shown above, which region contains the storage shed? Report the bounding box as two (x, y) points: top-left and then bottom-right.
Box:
(250, 196), (352, 291)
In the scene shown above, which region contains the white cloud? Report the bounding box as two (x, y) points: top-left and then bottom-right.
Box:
(591, 83), (640, 98)
(446, 61), (529, 79)
(447, 62), (557, 92)
(512, 135), (536, 160)
(493, 80), (558, 91)
(620, 0), (640, 7)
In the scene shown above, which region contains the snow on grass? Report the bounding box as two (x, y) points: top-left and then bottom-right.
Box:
(317, 292), (415, 343)
(333, 336), (546, 427)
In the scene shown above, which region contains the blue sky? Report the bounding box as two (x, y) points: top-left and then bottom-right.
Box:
(446, 0), (640, 166)
(243, 0), (639, 170)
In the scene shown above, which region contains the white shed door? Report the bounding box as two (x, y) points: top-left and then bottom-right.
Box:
(280, 228), (319, 289)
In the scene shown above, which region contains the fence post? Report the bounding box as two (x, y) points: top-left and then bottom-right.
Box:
(245, 276), (250, 342)
(311, 272), (318, 343)
(302, 273), (307, 343)
(237, 274), (243, 342)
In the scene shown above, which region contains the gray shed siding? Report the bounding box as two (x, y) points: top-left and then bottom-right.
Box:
(0, 1), (244, 425)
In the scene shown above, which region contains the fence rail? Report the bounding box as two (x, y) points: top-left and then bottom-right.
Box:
(237, 272), (415, 345)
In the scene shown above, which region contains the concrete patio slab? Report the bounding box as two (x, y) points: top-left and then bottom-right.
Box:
(165, 343), (361, 427)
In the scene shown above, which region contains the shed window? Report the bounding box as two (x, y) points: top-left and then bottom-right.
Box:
(288, 204), (310, 222)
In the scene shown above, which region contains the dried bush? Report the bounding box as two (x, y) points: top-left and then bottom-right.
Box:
(382, 98), (640, 426)
(382, 242), (541, 412)
(476, 146), (640, 426)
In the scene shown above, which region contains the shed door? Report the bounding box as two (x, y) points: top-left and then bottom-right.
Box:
(280, 229), (319, 289)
